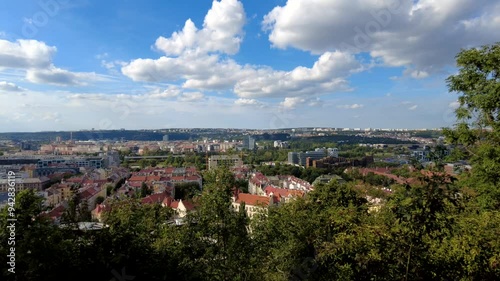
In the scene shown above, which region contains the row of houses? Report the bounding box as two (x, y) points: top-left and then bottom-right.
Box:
(40, 168), (130, 223)
(92, 191), (196, 222)
(116, 166), (203, 196)
(248, 172), (313, 196)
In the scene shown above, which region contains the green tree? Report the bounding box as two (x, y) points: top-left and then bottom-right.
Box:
(140, 182), (152, 198)
(0, 190), (76, 280)
(185, 167), (254, 280)
(138, 158), (148, 169)
(444, 42), (500, 209)
(95, 196), (105, 205)
(61, 193), (91, 223)
(174, 182), (201, 200)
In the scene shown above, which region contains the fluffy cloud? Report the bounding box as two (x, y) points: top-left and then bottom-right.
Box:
(26, 66), (101, 86)
(0, 81), (25, 92)
(0, 39), (103, 86)
(337, 103), (364, 109)
(122, 52), (247, 90)
(123, 0), (246, 85)
(122, 0), (363, 99)
(404, 68), (429, 79)
(280, 97), (306, 109)
(0, 39), (55, 69)
(147, 86), (182, 99)
(263, 0), (500, 75)
(234, 98), (262, 106)
(178, 92), (205, 102)
(235, 51), (361, 98)
(155, 0), (245, 55)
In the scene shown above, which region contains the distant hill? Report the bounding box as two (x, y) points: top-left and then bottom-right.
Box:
(0, 130), (195, 142)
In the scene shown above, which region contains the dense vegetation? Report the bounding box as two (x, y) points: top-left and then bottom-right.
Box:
(1, 43), (500, 281)
(1, 166), (499, 280)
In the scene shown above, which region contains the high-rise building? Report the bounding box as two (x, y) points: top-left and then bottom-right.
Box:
(288, 152), (299, 165)
(162, 135), (169, 142)
(242, 135), (255, 150)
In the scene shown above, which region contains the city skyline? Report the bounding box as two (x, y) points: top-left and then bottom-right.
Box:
(1, 0), (500, 132)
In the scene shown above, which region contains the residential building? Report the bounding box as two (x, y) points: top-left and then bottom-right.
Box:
(248, 172), (270, 195)
(140, 192), (195, 218)
(0, 176), (50, 192)
(78, 183), (106, 210)
(263, 186), (305, 204)
(208, 155), (243, 170)
(278, 175), (313, 191)
(37, 188), (62, 207)
(232, 192), (274, 219)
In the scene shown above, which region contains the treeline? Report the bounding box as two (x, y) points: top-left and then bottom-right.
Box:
(289, 135), (414, 148)
(0, 131), (196, 142)
(123, 153), (207, 170)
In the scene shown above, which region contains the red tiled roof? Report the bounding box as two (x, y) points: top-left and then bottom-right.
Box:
(129, 176), (147, 182)
(128, 181), (142, 188)
(46, 205), (65, 219)
(150, 176), (161, 181)
(235, 193), (270, 206)
(78, 185), (102, 200)
(181, 200), (195, 211)
(170, 201), (179, 209)
(141, 192), (170, 204)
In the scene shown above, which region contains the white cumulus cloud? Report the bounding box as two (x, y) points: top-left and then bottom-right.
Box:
(0, 81), (25, 92)
(280, 97), (306, 109)
(263, 0), (500, 76)
(0, 39), (104, 86)
(122, 0), (363, 99)
(0, 39), (55, 69)
(155, 0), (245, 56)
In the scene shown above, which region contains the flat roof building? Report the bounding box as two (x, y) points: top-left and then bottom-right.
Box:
(208, 155), (243, 170)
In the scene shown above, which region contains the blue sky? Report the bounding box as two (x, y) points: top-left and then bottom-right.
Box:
(0, 0), (499, 132)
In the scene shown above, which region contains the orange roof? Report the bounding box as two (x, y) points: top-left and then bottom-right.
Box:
(141, 192), (170, 204)
(235, 193), (270, 206)
(129, 176), (147, 182)
(147, 175), (161, 181)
